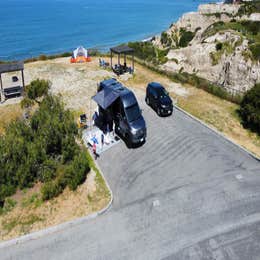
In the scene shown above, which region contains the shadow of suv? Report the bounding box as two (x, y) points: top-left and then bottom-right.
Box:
(145, 82), (173, 116)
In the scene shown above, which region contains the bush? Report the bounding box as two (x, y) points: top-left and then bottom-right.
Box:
(38, 159), (57, 183)
(160, 31), (172, 47)
(65, 152), (90, 191)
(128, 42), (168, 65)
(249, 43), (260, 61)
(0, 82), (80, 203)
(41, 181), (63, 201)
(179, 30), (195, 47)
(38, 55), (47, 61)
(239, 83), (260, 135)
(26, 79), (50, 102)
(216, 42), (223, 51)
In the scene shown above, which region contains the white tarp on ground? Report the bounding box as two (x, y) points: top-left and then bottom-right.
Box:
(82, 127), (120, 155)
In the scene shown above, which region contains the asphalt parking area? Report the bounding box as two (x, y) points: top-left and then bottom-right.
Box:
(1, 94), (260, 260)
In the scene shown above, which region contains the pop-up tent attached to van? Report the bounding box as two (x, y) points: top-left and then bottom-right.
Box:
(92, 87), (120, 109)
(70, 46), (91, 63)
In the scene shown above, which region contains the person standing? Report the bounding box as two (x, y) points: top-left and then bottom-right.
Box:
(92, 142), (97, 160)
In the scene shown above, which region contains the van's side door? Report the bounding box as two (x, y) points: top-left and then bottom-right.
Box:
(118, 102), (128, 136)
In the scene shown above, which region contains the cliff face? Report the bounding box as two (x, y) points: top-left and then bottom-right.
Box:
(154, 3), (260, 93)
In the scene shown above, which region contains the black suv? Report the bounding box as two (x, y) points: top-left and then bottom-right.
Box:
(145, 82), (173, 116)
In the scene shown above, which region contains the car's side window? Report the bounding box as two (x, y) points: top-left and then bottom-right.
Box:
(152, 88), (158, 98)
(150, 87), (155, 97)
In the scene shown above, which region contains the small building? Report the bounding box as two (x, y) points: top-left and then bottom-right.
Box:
(0, 61), (25, 102)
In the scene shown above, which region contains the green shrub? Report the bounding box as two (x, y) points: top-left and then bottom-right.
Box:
(38, 55), (47, 61)
(160, 31), (172, 47)
(179, 30), (195, 47)
(0, 198), (17, 215)
(65, 152), (90, 191)
(239, 83), (260, 135)
(128, 42), (168, 65)
(41, 180), (63, 201)
(249, 43), (260, 61)
(38, 159), (57, 183)
(26, 79), (50, 102)
(237, 1), (260, 16)
(0, 81), (80, 203)
(216, 42), (223, 51)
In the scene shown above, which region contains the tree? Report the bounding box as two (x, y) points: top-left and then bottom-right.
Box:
(239, 83), (260, 135)
(21, 79), (50, 109)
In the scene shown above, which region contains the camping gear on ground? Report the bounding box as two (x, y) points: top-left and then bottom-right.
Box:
(99, 59), (109, 68)
(70, 46), (91, 63)
(82, 127), (120, 155)
(77, 114), (87, 128)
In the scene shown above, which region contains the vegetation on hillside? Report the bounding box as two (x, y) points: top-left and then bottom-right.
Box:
(160, 28), (196, 48)
(237, 0), (260, 16)
(134, 57), (242, 104)
(239, 83), (260, 135)
(203, 20), (260, 61)
(210, 40), (238, 65)
(128, 42), (168, 65)
(0, 79), (90, 207)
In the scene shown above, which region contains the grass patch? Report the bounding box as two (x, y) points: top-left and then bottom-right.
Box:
(210, 41), (236, 65)
(237, 1), (260, 16)
(0, 198), (17, 216)
(85, 149), (110, 200)
(21, 193), (43, 209)
(2, 214), (44, 234)
(128, 42), (168, 65)
(0, 104), (23, 134)
(202, 20), (260, 62)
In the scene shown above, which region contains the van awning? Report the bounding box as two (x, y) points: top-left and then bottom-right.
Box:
(92, 88), (120, 109)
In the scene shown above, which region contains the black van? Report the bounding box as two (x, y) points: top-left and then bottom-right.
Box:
(145, 82), (173, 116)
(98, 78), (146, 144)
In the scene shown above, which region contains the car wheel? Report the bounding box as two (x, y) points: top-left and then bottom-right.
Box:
(125, 134), (132, 148)
(157, 108), (161, 116)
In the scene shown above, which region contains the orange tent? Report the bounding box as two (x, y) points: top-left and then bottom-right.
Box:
(70, 46), (91, 63)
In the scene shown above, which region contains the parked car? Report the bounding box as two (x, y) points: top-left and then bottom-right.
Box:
(145, 82), (173, 116)
(98, 78), (146, 145)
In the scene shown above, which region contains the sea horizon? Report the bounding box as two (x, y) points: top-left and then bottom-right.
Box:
(0, 0), (217, 61)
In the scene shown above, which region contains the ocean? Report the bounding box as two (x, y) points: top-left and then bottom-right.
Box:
(0, 0), (216, 60)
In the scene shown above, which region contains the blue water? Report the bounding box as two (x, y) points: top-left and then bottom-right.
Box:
(0, 0), (216, 60)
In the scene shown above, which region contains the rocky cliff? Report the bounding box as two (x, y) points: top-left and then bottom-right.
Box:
(153, 2), (260, 93)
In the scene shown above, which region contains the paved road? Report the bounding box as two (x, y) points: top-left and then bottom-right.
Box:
(1, 96), (260, 260)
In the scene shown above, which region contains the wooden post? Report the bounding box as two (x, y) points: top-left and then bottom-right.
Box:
(110, 51), (112, 69)
(118, 53), (120, 65)
(0, 73), (3, 102)
(132, 53), (134, 73)
(21, 69), (25, 88)
(21, 69), (25, 97)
